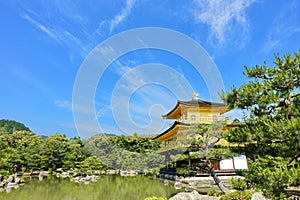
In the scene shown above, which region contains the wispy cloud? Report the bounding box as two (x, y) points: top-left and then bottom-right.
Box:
(113, 60), (133, 76)
(11, 66), (50, 95)
(96, 105), (111, 118)
(21, 14), (59, 41)
(54, 100), (72, 110)
(97, 0), (136, 35)
(109, 0), (135, 33)
(108, 64), (194, 135)
(54, 99), (95, 115)
(261, 0), (300, 53)
(20, 12), (90, 58)
(192, 0), (255, 45)
(20, 0), (136, 60)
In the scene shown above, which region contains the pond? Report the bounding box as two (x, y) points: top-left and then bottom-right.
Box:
(0, 175), (181, 200)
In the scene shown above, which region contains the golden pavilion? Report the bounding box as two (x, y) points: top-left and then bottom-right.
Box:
(153, 93), (230, 142)
(153, 93), (234, 174)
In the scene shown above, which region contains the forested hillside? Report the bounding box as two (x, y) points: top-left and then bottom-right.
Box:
(0, 119), (30, 134)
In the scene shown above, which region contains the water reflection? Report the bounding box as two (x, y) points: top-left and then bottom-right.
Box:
(0, 175), (180, 200)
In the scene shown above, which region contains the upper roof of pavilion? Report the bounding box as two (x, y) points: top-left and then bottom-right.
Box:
(162, 93), (229, 119)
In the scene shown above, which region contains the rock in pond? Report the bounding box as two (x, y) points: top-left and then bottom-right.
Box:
(61, 172), (68, 178)
(251, 193), (265, 200)
(169, 190), (201, 200)
(174, 181), (182, 189)
(164, 180), (169, 185)
(7, 175), (15, 183)
(169, 190), (220, 200)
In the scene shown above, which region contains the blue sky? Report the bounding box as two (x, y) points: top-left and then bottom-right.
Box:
(0, 0), (299, 138)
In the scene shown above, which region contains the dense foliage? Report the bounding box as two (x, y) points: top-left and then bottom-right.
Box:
(85, 134), (163, 170)
(0, 122), (163, 176)
(220, 191), (253, 200)
(229, 178), (247, 191)
(222, 51), (300, 198)
(0, 130), (98, 175)
(108, 134), (161, 153)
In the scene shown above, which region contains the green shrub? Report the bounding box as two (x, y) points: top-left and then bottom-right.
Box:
(229, 178), (247, 190)
(245, 163), (300, 198)
(207, 189), (222, 197)
(220, 191), (253, 200)
(0, 169), (10, 178)
(144, 197), (167, 200)
(176, 167), (189, 175)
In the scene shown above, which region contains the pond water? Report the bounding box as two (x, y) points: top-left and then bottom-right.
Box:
(0, 175), (181, 200)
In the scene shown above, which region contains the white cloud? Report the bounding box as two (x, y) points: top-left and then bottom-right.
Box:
(261, 1), (300, 53)
(54, 99), (95, 115)
(21, 14), (90, 58)
(96, 105), (111, 118)
(20, 0), (136, 59)
(108, 64), (194, 135)
(54, 100), (72, 110)
(109, 0), (135, 33)
(97, 0), (136, 35)
(11, 66), (50, 95)
(113, 60), (133, 75)
(21, 14), (59, 41)
(192, 0), (255, 45)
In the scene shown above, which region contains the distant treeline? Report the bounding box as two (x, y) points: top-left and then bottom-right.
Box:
(0, 119), (31, 134)
(0, 119), (163, 176)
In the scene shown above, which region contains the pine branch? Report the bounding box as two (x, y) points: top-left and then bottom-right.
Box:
(208, 138), (221, 149)
(286, 153), (300, 166)
(291, 93), (300, 98)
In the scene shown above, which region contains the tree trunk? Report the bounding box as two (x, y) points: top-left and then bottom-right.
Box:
(208, 160), (230, 194)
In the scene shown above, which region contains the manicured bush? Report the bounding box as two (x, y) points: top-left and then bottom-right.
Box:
(220, 191), (253, 200)
(207, 189), (222, 197)
(229, 178), (247, 190)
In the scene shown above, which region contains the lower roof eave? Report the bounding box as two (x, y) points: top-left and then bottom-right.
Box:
(152, 121), (190, 141)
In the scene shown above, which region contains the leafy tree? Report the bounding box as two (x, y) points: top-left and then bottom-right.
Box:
(62, 138), (90, 170)
(85, 134), (122, 169)
(40, 134), (69, 171)
(77, 156), (105, 174)
(222, 51), (300, 198)
(108, 134), (161, 153)
(12, 131), (44, 172)
(85, 134), (163, 170)
(0, 130), (43, 172)
(0, 139), (20, 174)
(0, 119), (163, 174)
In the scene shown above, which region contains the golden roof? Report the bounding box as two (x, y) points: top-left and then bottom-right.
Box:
(162, 98), (229, 119)
(153, 122), (189, 141)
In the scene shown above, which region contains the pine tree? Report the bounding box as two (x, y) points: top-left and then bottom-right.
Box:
(222, 51), (300, 198)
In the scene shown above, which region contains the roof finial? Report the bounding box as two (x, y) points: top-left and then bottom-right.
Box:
(193, 92), (199, 100)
